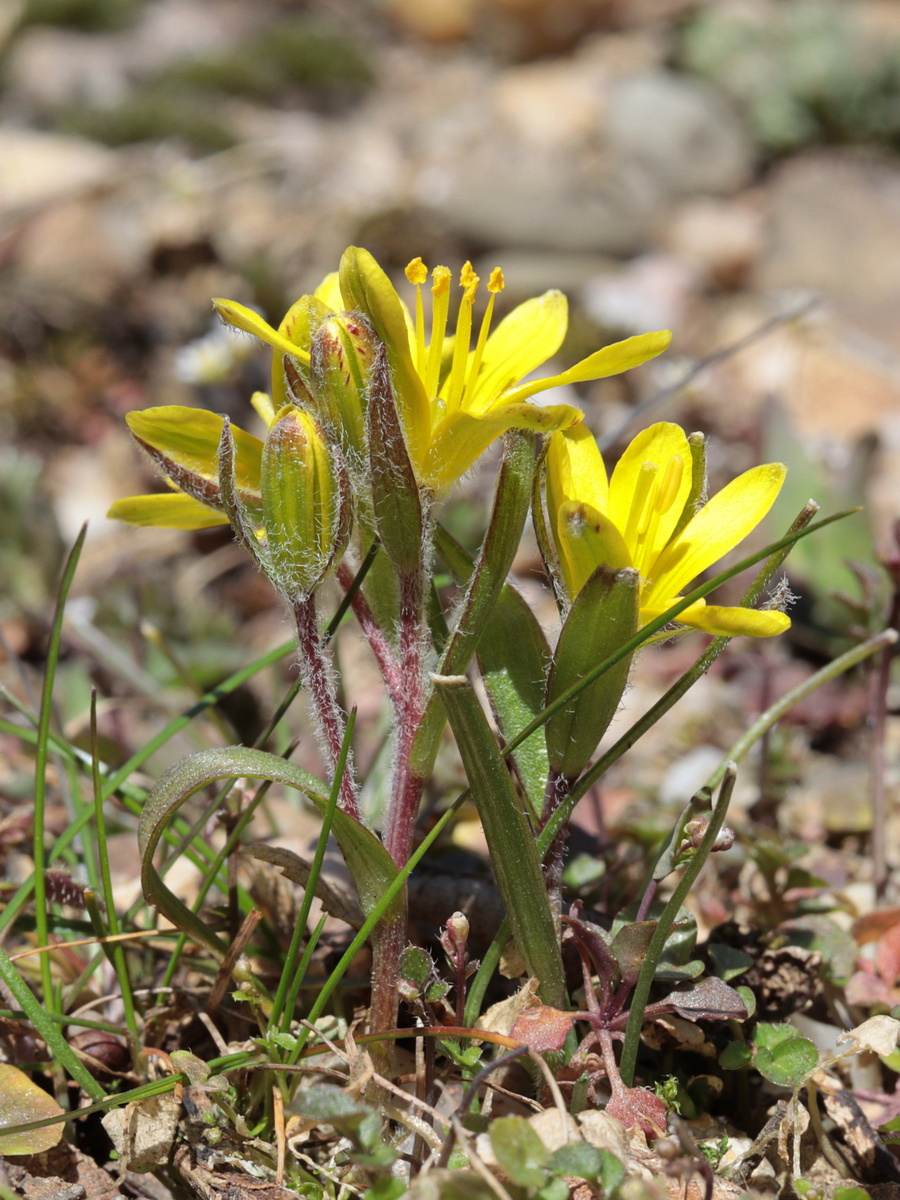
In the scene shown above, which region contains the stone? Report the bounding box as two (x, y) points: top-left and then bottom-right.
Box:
(606, 69), (755, 197)
(758, 152), (900, 353)
(0, 130), (116, 215)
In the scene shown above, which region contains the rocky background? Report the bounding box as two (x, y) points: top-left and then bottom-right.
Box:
(3, 0), (900, 873)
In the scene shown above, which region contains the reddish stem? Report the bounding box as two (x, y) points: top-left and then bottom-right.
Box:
(335, 560), (404, 711)
(384, 567), (428, 867)
(293, 593), (360, 821)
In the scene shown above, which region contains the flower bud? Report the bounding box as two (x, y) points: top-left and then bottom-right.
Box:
(259, 407), (352, 599)
(310, 313), (378, 468)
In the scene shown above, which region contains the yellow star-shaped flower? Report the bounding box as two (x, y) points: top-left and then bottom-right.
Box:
(546, 422), (791, 638)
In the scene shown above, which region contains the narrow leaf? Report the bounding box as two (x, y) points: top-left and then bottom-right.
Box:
(433, 674), (565, 1007)
(139, 747), (402, 959)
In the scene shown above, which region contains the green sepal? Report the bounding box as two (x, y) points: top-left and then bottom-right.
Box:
(669, 431), (707, 542)
(217, 416), (264, 565)
(138, 747), (403, 961)
(545, 565), (639, 779)
(365, 345), (424, 575)
(433, 675), (565, 1007)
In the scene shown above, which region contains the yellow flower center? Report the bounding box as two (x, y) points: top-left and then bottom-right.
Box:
(404, 257), (505, 415)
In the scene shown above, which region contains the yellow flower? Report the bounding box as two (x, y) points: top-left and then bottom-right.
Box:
(215, 246), (672, 492)
(545, 422), (791, 638)
(107, 247), (671, 528)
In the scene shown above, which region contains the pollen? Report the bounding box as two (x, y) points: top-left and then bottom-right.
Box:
(488, 268), (505, 293)
(405, 257), (428, 286)
(431, 266), (451, 296)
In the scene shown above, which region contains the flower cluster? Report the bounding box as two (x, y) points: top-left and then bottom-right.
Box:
(109, 245), (788, 641)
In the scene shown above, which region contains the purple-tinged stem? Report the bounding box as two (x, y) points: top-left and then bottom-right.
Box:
(335, 560), (404, 712)
(384, 566), (428, 867)
(293, 593), (360, 822)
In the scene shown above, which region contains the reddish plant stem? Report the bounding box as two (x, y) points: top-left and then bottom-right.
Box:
(335, 560), (404, 711)
(384, 566), (428, 867)
(293, 593), (360, 821)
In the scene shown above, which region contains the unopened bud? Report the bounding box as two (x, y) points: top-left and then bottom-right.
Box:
(440, 912), (470, 962)
(259, 407), (352, 598)
(310, 314), (378, 468)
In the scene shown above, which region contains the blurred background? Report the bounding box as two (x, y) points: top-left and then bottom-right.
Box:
(2, 0), (900, 847)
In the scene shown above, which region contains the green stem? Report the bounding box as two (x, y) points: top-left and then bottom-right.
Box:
(619, 767), (737, 1086)
(32, 524), (87, 1011)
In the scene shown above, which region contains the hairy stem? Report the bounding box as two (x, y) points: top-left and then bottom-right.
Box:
(336, 560), (404, 711)
(384, 564), (429, 867)
(293, 594), (360, 821)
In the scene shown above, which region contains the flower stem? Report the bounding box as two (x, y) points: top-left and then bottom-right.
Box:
(293, 594), (360, 821)
(384, 564), (429, 867)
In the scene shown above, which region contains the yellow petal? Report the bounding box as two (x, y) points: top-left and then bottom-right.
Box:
(546, 424), (608, 517)
(643, 599), (791, 638)
(422, 401), (583, 492)
(339, 246), (430, 461)
(212, 298), (311, 364)
(503, 330), (671, 406)
(465, 290), (568, 413)
(607, 423), (693, 572)
(644, 462), (787, 606)
(107, 493), (229, 529)
(126, 407), (263, 491)
(314, 270), (343, 311)
(555, 500), (631, 596)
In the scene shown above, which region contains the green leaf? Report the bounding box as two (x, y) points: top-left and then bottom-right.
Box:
(598, 1148), (627, 1196)
(433, 674), (565, 1007)
(548, 1140), (603, 1182)
(409, 432), (537, 793)
(489, 1116), (550, 1189)
(434, 521), (550, 815)
(138, 747), (402, 959)
(610, 922), (657, 987)
(0, 1065), (65, 1155)
(719, 1041), (753, 1070)
(779, 915), (857, 985)
(708, 943), (754, 981)
(545, 565), (639, 779)
(365, 346), (424, 574)
(736, 985), (756, 1019)
(753, 1023), (819, 1087)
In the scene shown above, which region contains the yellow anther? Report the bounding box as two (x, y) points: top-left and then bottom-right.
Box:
(488, 268), (505, 293)
(405, 257), (428, 285)
(655, 455), (684, 515)
(431, 265), (451, 296)
(459, 261), (478, 290)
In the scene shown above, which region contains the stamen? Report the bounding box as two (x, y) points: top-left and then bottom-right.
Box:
(624, 462), (658, 549)
(655, 455), (684, 514)
(445, 263), (479, 414)
(406, 257), (428, 376)
(424, 265), (451, 399)
(461, 266), (504, 414)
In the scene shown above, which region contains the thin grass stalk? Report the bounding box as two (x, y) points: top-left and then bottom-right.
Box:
(90, 692), (138, 1039)
(278, 913), (327, 1035)
(618, 768), (737, 1086)
(0, 940), (105, 1101)
(31, 524), (88, 1011)
(269, 713), (355, 1031)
